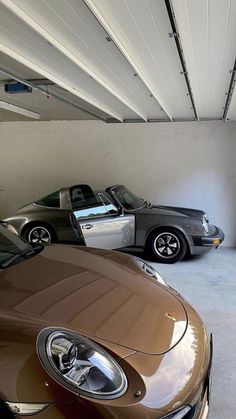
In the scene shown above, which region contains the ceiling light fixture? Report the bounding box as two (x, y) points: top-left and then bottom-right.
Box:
(0, 100), (40, 119)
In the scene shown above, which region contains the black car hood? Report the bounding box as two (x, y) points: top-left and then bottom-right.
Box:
(135, 204), (204, 219)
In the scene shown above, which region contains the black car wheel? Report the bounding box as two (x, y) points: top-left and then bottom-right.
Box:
(25, 225), (53, 245)
(147, 229), (187, 263)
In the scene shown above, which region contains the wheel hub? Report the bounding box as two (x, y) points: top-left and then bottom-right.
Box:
(154, 232), (180, 258)
(28, 227), (51, 245)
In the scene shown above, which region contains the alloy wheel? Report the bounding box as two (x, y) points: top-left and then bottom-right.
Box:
(28, 226), (51, 245)
(154, 232), (180, 259)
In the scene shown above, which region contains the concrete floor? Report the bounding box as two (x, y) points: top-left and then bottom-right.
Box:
(148, 247), (236, 419)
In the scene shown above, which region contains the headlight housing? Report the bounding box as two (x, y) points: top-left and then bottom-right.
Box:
(161, 405), (191, 418)
(132, 256), (167, 286)
(37, 328), (128, 399)
(202, 213), (209, 233)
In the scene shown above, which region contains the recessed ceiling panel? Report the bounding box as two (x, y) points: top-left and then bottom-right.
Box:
(0, 3), (147, 121)
(172, 0), (236, 119)
(85, 0), (195, 120)
(0, 0), (169, 121)
(0, 52), (112, 121)
(0, 0), (235, 122)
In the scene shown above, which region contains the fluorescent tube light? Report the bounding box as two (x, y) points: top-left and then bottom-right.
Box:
(0, 100), (40, 119)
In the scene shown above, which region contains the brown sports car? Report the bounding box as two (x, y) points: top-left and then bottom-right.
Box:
(0, 224), (212, 419)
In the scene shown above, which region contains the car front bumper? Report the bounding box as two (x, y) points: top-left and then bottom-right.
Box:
(190, 225), (224, 255)
(196, 333), (213, 419)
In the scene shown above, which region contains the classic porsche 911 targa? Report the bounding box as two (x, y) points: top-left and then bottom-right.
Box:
(0, 224), (212, 419)
(4, 184), (224, 263)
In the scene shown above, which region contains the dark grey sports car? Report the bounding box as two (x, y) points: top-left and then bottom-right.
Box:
(4, 184), (224, 263)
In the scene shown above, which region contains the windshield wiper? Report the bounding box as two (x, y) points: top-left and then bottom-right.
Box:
(0, 244), (44, 269)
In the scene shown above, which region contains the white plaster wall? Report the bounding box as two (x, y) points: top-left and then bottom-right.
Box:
(0, 120), (236, 246)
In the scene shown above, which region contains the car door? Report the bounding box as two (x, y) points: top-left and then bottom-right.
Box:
(71, 188), (135, 249)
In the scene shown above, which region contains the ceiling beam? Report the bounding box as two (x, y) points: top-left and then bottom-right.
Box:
(84, 0), (172, 121)
(0, 100), (40, 119)
(0, 0), (147, 121)
(223, 58), (236, 120)
(165, 0), (199, 120)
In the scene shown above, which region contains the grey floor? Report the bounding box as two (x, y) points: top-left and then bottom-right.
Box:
(148, 248), (236, 419)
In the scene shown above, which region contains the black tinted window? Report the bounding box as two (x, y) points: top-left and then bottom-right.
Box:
(35, 191), (60, 208)
(70, 185), (98, 210)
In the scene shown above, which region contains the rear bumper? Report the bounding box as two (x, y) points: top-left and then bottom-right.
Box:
(192, 226), (225, 249)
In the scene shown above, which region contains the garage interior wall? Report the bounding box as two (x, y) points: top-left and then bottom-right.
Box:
(0, 120), (236, 246)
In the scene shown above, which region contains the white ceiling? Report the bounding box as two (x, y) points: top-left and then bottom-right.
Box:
(0, 0), (235, 122)
(0, 52), (109, 121)
(172, 0), (236, 119)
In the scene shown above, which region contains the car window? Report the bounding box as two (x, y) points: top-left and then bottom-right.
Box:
(112, 186), (145, 210)
(35, 190), (60, 208)
(70, 185), (98, 210)
(97, 193), (118, 215)
(74, 194), (117, 219)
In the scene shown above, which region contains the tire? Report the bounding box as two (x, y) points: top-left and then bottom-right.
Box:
(146, 228), (187, 263)
(23, 224), (55, 245)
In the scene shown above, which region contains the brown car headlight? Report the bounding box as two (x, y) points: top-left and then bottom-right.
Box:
(37, 328), (128, 399)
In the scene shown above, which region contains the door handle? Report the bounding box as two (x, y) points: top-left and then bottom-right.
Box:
(82, 224), (93, 230)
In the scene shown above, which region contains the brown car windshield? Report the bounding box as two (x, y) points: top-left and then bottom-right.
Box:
(0, 225), (37, 268)
(112, 186), (145, 211)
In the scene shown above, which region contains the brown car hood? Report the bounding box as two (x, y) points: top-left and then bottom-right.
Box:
(0, 245), (187, 355)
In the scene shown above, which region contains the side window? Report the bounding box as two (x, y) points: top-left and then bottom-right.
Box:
(35, 191), (60, 208)
(74, 194), (117, 220)
(98, 193), (118, 215)
(70, 185), (98, 210)
(74, 202), (107, 219)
